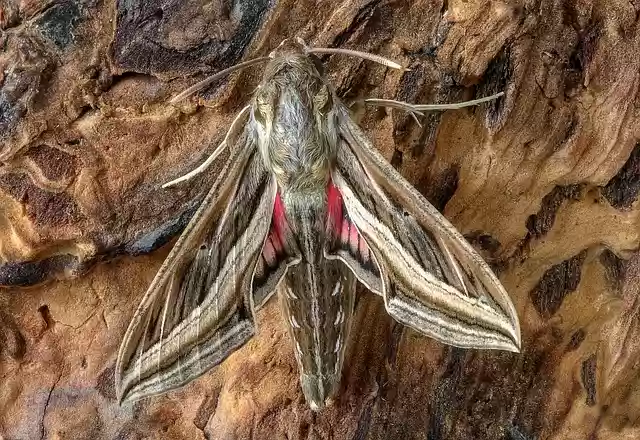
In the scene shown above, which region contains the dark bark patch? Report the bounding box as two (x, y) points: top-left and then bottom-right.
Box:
(599, 249), (626, 290)
(113, 0), (272, 82)
(428, 348), (467, 438)
(25, 144), (78, 180)
(394, 66), (433, 139)
(409, 111), (441, 158)
(335, 62), (368, 101)
(35, 2), (83, 50)
(0, 200), (197, 287)
(425, 332), (558, 439)
(580, 354), (597, 406)
(529, 250), (587, 318)
(526, 184), (583, 238)
(384, 322), (404, 369)
(427, 404), (445, 440)
(396, 66), (426, 103)
(0, 254), (79, 287)
(0, 37), (53, 143)
(465, 232), (501, 254)
(566, 329), (585, 352)
(564, 22), (600, 94)
(602, 143), (640, 210)
(395, 66), (452, 156)
(95, 365), (117, 400)
(465, 232), (503, 274)
(424, 165), (459, 212)
(123, 202), (198, 256)
(0, 172), (29, 200)
(482, 47), (512, 132)
(0, 172), (82, 227)
(38, 305), (55, 331)
(0, 89), (24, 141)
(25, 186), (80, 227)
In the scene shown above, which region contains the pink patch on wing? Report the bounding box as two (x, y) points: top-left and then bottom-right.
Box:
(269, 191), (287, 253)
(326, 179), (371, 262)
(326, 180), (343, 231)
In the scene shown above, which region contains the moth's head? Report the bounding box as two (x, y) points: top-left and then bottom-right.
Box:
(252, 38), (335, 133)
(259, 37), (327, 87)
(267, 37), (308, 58)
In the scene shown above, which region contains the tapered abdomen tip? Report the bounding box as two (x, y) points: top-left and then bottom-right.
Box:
(300, 373), (339, 411)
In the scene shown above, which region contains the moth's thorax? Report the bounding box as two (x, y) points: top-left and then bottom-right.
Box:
(253, 52), (338, 193)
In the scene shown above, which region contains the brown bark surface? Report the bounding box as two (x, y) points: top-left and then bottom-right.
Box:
(1, 1), (640, 439)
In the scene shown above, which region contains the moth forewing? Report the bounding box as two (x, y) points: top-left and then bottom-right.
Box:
(115, 124), (278, 403)
(331, 169), (519, 351)
(332, 107), (521, 352)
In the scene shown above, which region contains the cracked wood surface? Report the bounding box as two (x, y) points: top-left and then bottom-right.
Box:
(1, 0), (640, 439)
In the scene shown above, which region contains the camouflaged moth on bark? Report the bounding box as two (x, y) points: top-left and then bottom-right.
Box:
(115, 38), (521, 411)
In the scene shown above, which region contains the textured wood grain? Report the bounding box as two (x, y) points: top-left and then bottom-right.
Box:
(1, 0), (640, 439)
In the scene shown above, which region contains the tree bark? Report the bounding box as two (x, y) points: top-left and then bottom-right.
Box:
(1, 1), (639, 439)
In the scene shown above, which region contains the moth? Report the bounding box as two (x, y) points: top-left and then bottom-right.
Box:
(116, 38), (521, 411)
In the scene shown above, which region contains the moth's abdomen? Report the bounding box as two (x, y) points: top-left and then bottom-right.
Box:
(276, 193), (356, 410)
(278, 262), (355, 410)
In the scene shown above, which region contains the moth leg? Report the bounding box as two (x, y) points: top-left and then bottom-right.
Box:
(348, 99), (424, 127)
(361, 92), (504, 113)
(162, 105), (251, 188)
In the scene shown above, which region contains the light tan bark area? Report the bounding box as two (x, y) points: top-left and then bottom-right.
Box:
(1, 0), (640, 438)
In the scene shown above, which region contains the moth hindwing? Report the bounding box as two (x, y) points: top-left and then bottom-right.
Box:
(116, 38), (520, 410)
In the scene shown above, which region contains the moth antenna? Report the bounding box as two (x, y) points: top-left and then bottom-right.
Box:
(169, 57), (271, 104)
(351, 98), (424, 123)
(306, 47), (409, 71)
(162, 105), (251, 189)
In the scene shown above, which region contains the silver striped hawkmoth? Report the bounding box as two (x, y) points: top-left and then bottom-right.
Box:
(115, 38), (520, 411)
